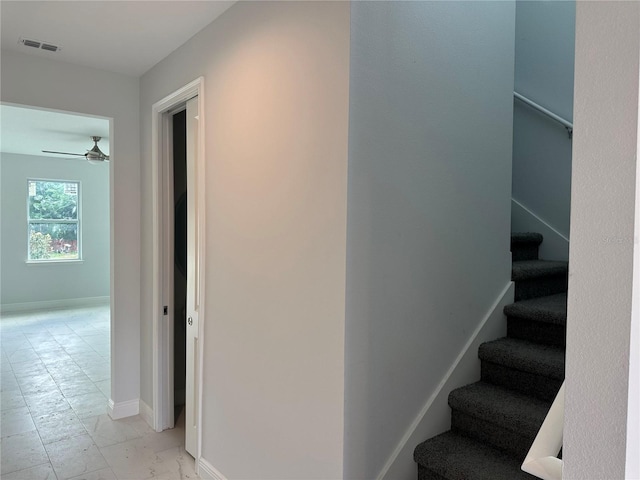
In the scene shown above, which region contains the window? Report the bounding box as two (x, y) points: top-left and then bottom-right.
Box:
(27, 179), (80, 261)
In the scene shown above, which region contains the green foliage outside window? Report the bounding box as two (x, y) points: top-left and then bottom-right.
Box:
(29, 181), (77, 220)
(28, 180), (80, 261)
(29, 231), (52, 260)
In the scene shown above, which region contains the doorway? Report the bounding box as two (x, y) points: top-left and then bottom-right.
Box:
(173, 109), (188, 426)
(151, 78), (205, 465)
(0, 103), (113, 443)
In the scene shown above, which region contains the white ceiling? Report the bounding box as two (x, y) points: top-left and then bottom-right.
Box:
(1, 104), (110, 159)
(0, 1), (235, 77)
(0, 0), (234, 159)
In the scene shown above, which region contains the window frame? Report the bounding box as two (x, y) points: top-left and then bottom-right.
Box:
(26, 178), (82, 264)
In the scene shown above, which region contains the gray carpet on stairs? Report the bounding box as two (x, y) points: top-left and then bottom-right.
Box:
(511, 232), (543, 243)
(504, 293), (567, 325)
(413, 233), (566, 480)
(449, 382), (551, 435)
(478, 338), (564, 380)
(511, 233), (543, 262)
(511, 260), (568, 281)
(512, 260), (568, 301)
(449, 382), (551, 457)
(415, 431), (538, 480)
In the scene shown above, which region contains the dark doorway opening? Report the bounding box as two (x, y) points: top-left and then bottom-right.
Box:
(172, 109), (187, 422)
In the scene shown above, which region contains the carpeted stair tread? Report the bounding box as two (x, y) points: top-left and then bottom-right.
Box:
(504, 293), (567, 326)
(479, 337), (564, 380)
(449, 382), (551, 436)
(413, 231), (566, 478)
(414, 431), (537, 480)
(512, 260), (568, 281)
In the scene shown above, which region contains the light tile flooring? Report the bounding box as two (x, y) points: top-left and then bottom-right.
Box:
(0, 305), (197, 480)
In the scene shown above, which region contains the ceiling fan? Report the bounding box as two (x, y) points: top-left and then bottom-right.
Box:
(42, 136), (110, 162)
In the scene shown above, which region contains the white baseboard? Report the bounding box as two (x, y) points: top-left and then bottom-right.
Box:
(0, 296), (110, 314)
(139, 399), (154, 428)
(377, 282), (515, 480)
(511, 198), (569, 261)
(108, 398), (140, 420)
(198, 458), (227, 480)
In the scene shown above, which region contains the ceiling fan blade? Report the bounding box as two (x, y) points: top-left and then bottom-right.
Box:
(42, 150), (87, 157)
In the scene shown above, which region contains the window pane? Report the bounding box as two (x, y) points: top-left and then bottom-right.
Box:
(28, 180), (78, 220)
(29, 223), (78, 260)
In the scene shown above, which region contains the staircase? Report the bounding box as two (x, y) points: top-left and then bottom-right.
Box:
(413, 233), (567, 480)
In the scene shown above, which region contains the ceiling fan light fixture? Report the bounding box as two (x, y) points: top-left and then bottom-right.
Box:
(86, 146), (106, 160)
(42, 135), (109, 163)
(85, 136), (109, 164)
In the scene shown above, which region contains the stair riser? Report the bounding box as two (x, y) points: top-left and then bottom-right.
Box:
(507, 319), (566, 347)
(417, 467), (448, 480)
(414, 234), (566, 479)
(451, 411), (537, 459)
(481, 362), (563, 402)
(512, 244), (539, 262)
(514, 275), (568, 301)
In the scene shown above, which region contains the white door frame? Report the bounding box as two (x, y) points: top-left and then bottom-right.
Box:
(151, 77), (206, 464)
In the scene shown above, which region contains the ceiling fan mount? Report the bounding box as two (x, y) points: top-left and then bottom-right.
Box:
(43, 136), (110, 162)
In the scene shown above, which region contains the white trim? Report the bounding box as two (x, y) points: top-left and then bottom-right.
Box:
(378, 282), (515, 480)
(108, 398), (140, 420)
(512, 198), (568, 242)
(194, 85), (207, 470)
(0, 296), (110, 314)
(151, 76), (206, 464)
(198, 458), (228, 480)
(139, 399), (154, 428)
(26, 178), (82, 262)
(521, 382), (564, 480)
(511, 198), (569, 261)
(627, 79), (640, 478)
(26, 260), (84, 265)
(0, 101), (110, 121)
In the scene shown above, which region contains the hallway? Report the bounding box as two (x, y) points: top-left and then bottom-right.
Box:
(0, 305), (196, 479)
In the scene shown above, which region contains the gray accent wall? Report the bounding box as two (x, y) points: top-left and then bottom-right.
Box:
(512, 0), (575, 255)
(344, 2), (515, 478)
(0, 153), (110, 306)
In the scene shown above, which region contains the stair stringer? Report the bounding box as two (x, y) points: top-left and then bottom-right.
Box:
(377, 282), (515, 480)
(511, 198), (569, 261)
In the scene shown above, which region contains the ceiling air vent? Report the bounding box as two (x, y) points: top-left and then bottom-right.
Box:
(19, 37), (61, 52)
(40, 43), (59, 52)
(21, 38), (41, 49)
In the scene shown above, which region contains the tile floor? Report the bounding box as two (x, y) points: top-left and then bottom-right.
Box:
(0, 305), (197, 480)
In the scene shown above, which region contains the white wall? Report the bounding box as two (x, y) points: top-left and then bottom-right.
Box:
(565, 3), (639, 478)
(139, 2), (349, 478)
(344, 2), (515, 479)
(0, 51), (141, 409)
(511, 1), (575, 260)
(0, 153), (109, 306)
